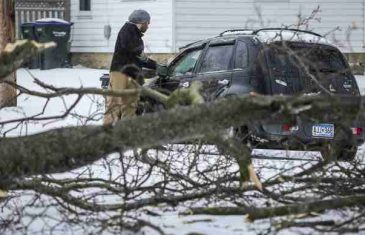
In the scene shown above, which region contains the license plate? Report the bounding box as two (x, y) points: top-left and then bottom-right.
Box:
(312, 124), (334, 138)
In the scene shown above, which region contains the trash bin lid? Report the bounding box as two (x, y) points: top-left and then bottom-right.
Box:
(21, 22), (35, 26)
(35, 18), (73, 26)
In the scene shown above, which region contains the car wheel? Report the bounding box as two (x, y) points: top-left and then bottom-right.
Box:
(320, 144), (357, 162)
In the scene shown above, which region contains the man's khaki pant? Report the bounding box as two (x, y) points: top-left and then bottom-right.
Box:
(103, 72), (139, 126)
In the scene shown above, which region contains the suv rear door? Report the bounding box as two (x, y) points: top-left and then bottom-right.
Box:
(266, 46), (303, 95)
(259, 43), (361, 141)
(229, 39), (262, 95)
(195, 41), (235, 101)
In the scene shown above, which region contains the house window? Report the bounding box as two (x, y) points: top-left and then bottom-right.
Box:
(255, 0), (289, 2)
(80, 0), (91, 11)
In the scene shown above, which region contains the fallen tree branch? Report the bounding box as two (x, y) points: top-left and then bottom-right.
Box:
(184, 194), (365, 220)
(0, 94), (362, 187)
(12, 179), (246, 212)
(181, 207), (248, 216)
(0, 40), (55, 79)
(3, 76), (168, 104)
(247, 194), (365, 221)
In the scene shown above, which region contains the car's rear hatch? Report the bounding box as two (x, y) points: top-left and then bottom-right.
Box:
(265, 42), (359, 96)
(259, 42), (362, 142)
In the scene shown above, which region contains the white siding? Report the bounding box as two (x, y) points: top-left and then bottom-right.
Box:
(175, 0), (365, 53)
(70, 0), (173, 53)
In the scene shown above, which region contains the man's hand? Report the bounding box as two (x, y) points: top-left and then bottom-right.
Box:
(156, 64), (168, 76)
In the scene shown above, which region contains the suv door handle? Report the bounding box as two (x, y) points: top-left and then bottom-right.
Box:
(218, 79), (229, 85)
(181, 82), (190, 88)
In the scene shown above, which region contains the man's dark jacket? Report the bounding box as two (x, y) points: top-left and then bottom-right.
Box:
(110, 22), (157, 72)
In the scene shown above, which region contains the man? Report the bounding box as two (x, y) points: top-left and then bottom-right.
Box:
(103, 65), (143, 126)
(104, 9), (157, 125)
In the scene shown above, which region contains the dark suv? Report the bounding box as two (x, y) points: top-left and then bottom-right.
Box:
(140, 28), (364, 160)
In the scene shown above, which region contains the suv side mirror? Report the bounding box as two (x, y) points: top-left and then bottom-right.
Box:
(157, 65), (169, 78)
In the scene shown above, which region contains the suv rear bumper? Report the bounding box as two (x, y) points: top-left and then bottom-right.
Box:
(250, 123), (365, 150)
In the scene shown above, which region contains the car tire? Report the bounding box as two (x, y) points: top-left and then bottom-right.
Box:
(320, 144), (357, 162)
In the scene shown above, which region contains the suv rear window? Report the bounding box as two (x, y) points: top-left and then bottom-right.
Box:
(300, 47), (346, 73)
(266, 44), (357, 95)
(199, 45), (234, 73)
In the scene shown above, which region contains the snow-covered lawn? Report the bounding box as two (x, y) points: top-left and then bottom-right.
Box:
(0, 68), (107, 136)
(0, 68), (364, 235)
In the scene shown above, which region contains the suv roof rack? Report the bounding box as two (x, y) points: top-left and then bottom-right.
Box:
(252, 28), (323, 38)
(179, 39), (206, 50)
(218, 28), (323, 38)
(181, 28), (324, 51)
(219, 29), (255, 36)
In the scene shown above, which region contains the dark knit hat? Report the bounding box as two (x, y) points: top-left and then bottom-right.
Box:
(128, 9), (151, 24)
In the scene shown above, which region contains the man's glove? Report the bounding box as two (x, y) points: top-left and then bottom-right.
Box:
(156, 63), (168, 77)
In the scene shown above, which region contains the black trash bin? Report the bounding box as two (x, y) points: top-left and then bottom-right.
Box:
(33, 19), (73, 70)
(20, 22), (40, 69)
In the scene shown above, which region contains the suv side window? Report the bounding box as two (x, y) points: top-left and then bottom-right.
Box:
(235, 41), (249, 69)
(199, 44), (234, 73)
(170, 49), (203, 77)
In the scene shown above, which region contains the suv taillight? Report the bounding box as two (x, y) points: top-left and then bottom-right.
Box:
(351, 127), (363, 135)
(281, 124), (299, 133)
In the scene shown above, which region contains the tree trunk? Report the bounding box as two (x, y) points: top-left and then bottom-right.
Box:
(0, 0), (16, 107)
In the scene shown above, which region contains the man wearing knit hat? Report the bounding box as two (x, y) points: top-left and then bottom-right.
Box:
(104, 9), (158, 125)
(110, 9), (157, 72)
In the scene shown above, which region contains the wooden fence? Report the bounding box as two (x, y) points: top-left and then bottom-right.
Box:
(15, 0), (70, 39)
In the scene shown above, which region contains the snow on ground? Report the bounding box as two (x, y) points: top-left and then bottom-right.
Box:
(1, 69), (365, 235)
(356, 75), (365, 95)
(0, 68), (107, 136)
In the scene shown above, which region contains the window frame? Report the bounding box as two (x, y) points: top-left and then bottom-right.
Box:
(168, 47), (204, 78)
(233, 40), (249, 69)
(122, 0), (155, 1)
(79, 0), (91, 12)
(197, 42), (235, 74)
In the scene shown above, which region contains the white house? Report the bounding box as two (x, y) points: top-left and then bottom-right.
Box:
(70, 0), (174, 53)
(70, 0), (365, 68)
